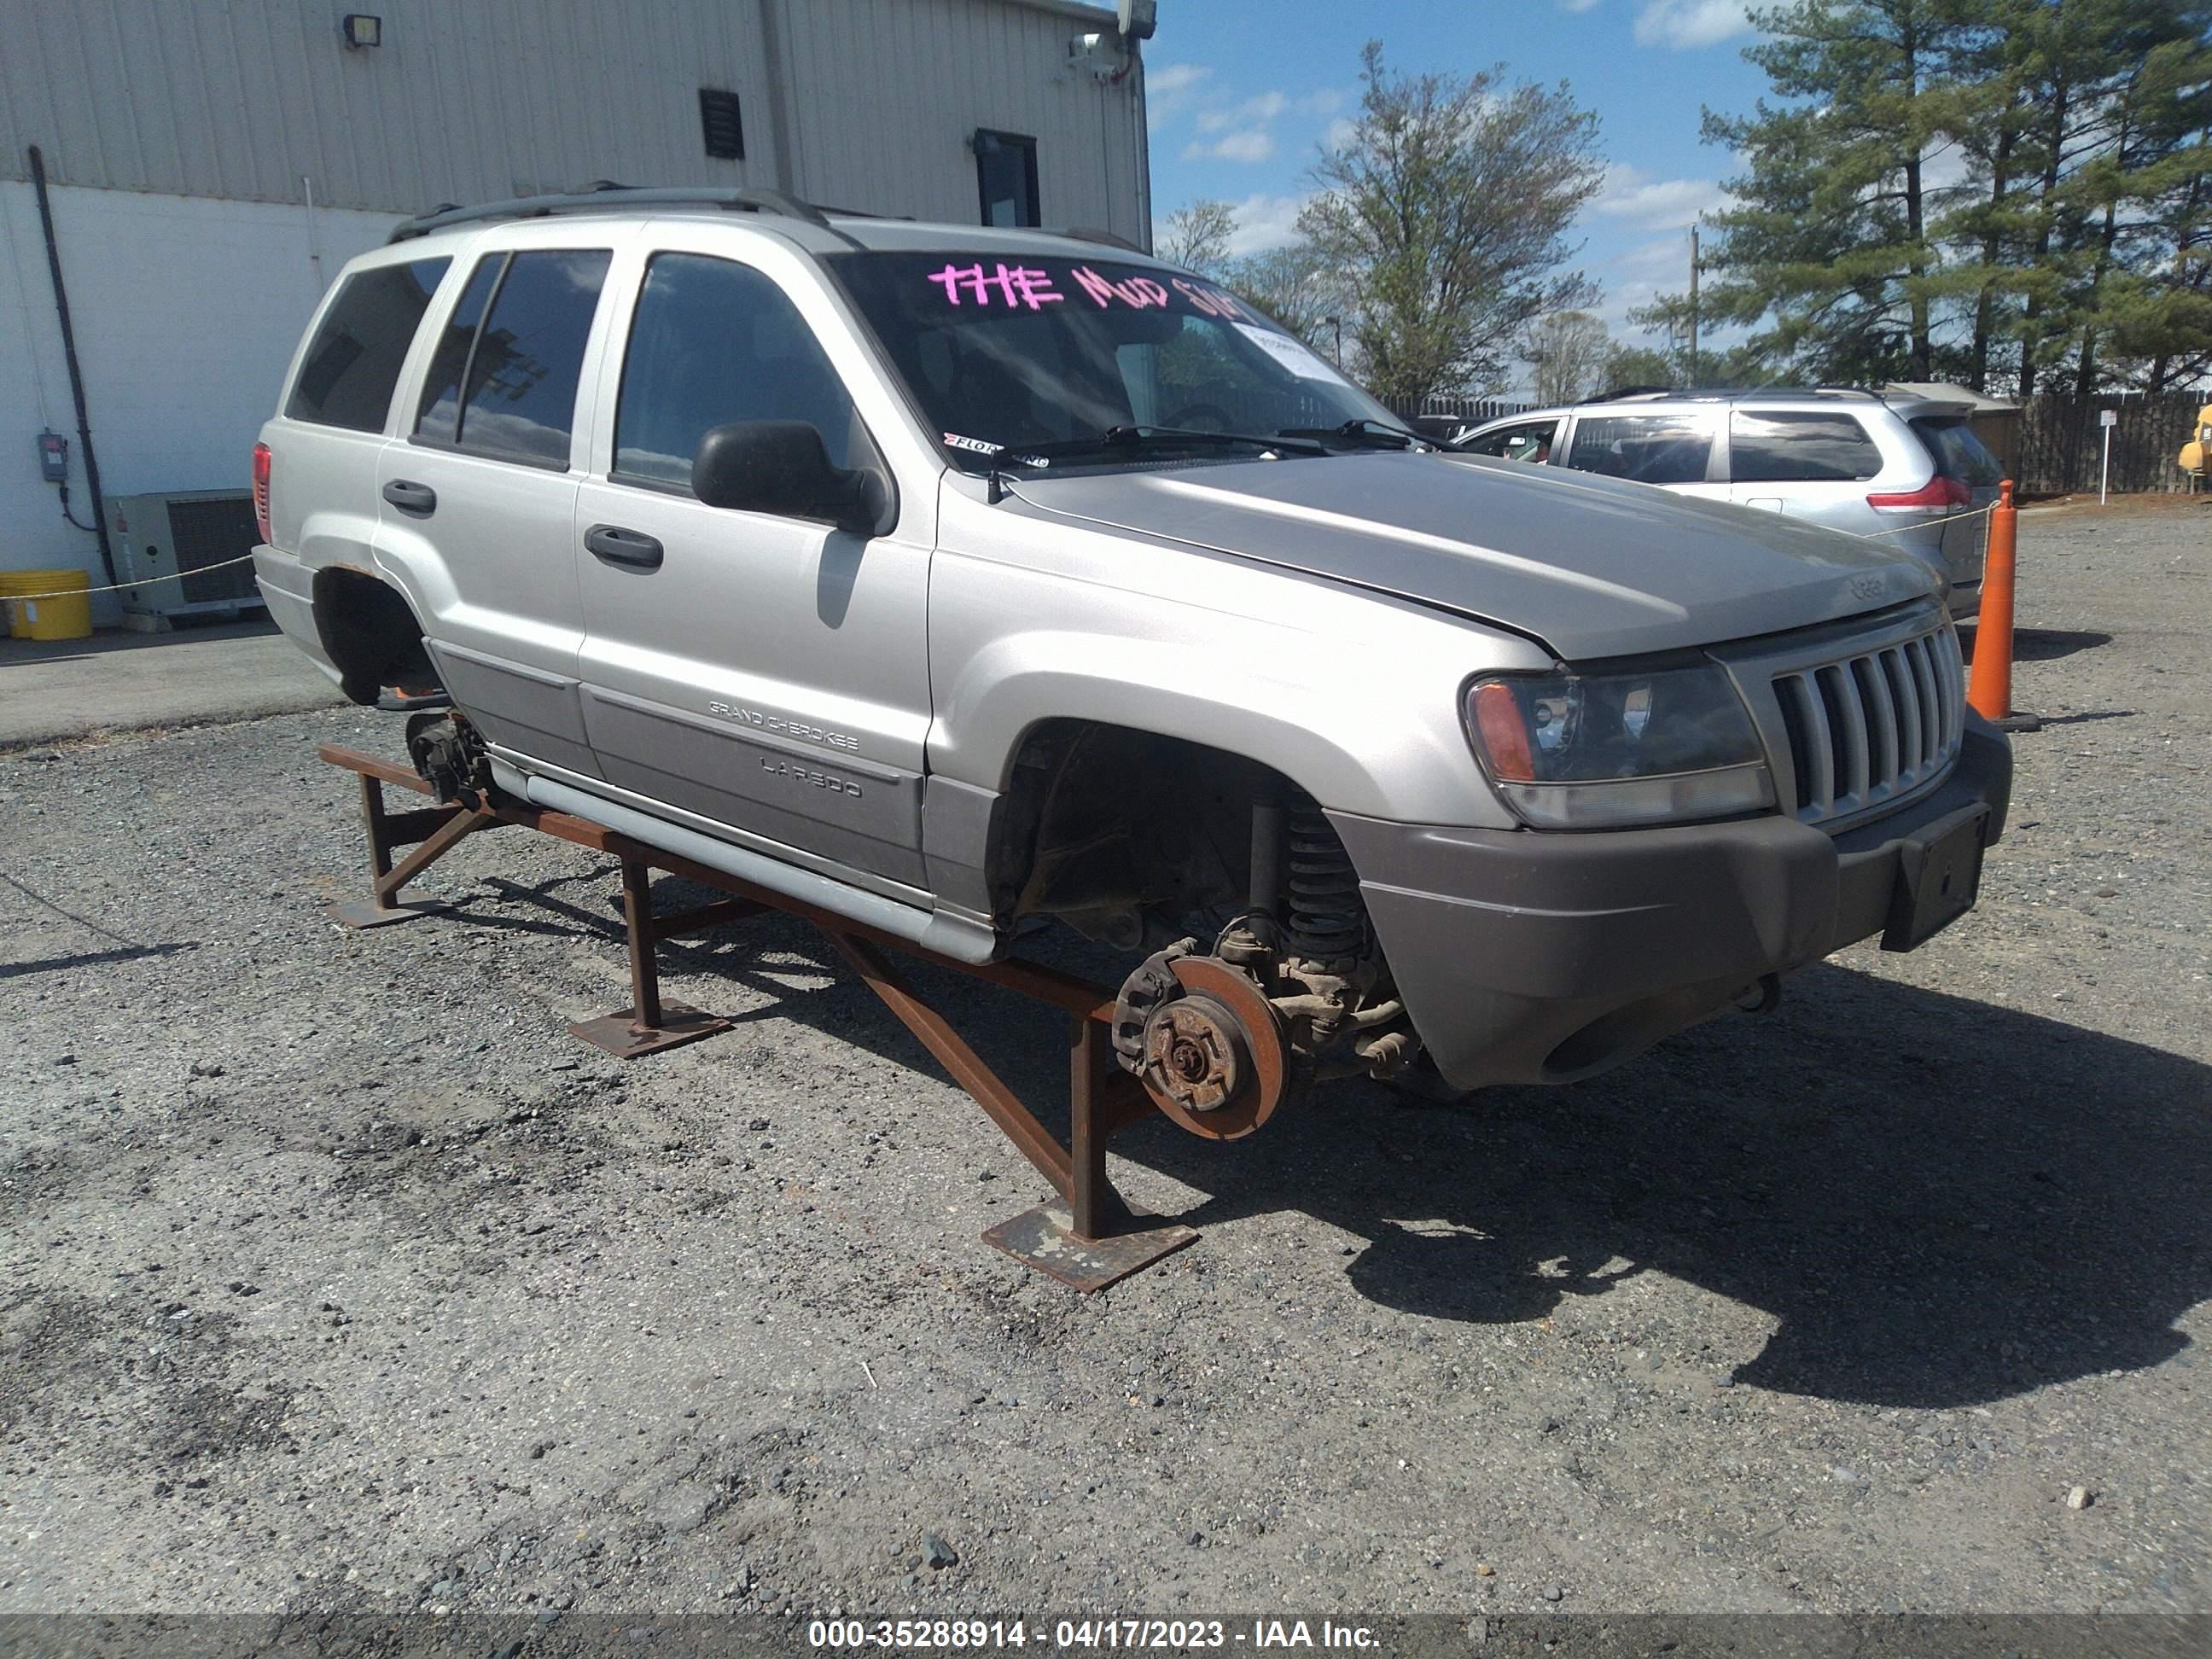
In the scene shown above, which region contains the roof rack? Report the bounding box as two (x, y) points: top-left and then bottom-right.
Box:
(387, 184), (853, 245)
(1591, 383), (1886, 404)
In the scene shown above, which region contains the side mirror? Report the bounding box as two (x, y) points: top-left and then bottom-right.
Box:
(691, 421), (888, 534)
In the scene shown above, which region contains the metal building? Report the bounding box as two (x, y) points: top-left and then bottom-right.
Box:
(0, 0), (1154, 618)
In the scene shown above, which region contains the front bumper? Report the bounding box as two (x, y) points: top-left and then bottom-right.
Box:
(1330, 715), (2011, 1091)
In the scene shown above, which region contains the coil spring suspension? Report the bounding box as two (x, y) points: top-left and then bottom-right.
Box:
(1282, 809), (1365, 959)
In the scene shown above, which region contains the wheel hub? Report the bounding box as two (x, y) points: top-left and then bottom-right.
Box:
(1124, 954), (1289, 1140)
(1142, 994), (1249, 1114)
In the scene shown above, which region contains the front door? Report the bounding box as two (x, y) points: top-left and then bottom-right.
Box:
(573, 242), (934, 894)
(374, 240), (618, 778)
(1559, 408), (1727, 505)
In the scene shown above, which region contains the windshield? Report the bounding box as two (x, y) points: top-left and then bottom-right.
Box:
(828, 251), (1408, 469)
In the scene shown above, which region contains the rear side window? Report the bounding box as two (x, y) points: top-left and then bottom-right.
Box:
(414, 257), (505, 442)
(1730, 410), (1883, 482)
(1566, 414), (1714, 485)
(411, 248), (612, 468)
(285, 258), (450, 430)
(614, 253), (856, 486)
(1912, 417), (2002, 486)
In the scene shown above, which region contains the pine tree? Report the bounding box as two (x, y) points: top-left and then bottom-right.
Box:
(1650, 0), (2212, 393)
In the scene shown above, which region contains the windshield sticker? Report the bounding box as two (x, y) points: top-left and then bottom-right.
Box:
(1234, 322), (1353, 386)
(942, 432), (1049, 467)
(927, 263), (1066, 310)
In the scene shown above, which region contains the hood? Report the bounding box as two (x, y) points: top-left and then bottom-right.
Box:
(1008, 451), (1936, 661)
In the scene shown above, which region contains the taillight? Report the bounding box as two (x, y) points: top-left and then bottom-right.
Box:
(252, 442), (271, 544)
(1867, 474), (1970, 512)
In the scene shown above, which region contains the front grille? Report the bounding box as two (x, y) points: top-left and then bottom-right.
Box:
(1773, 622), (1964, 827)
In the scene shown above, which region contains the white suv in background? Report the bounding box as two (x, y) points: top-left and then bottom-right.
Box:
(1452, 388), (2002, 619)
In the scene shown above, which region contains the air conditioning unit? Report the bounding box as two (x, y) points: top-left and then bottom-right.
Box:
(106, 490), (266, 629)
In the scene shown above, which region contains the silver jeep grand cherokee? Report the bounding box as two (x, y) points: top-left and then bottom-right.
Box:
(253, 190), (2010, 1104)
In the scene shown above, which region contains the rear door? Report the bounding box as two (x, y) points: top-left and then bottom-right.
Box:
(1560, 409), (1726, 504)
(570, 230), (934, 894)
(1726, 408), (1888, 527)
(258, 250), (452, 684)
(373, 231), (621, 778)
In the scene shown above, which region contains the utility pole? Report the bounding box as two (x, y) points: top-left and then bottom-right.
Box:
(1687, 226), (1700, 388)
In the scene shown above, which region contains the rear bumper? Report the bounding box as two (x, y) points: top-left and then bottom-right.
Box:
(252, 545), (341, 681)
(1330, 716), (2012, 1091)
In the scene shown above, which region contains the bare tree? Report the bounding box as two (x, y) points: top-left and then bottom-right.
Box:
(1517, 311), (1611, 404)
(1156, 199), (1238, 274)
(1298, 41), (1605, 400)
(1220, 243), (1346, 350)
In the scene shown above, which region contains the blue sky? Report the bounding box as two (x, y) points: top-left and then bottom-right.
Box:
(1144, 0), (1772, 352)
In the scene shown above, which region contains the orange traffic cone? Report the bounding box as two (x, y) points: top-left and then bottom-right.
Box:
(1966, 480), (2040, 731)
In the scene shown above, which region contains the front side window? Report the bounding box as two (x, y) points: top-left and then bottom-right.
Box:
(1566, 413), (1715, 485)
(411, 248), (612, 468)
(614, 253), (857, 487)
(830, 252), (1410, 471)
(974, 131), (1040, 228)
(1731, 410), (1883, 482)
(1464, 420), (1558, 463)
(286, 257), (450, 430)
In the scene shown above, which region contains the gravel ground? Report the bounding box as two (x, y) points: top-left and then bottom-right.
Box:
(2, 501), (2208, 1627)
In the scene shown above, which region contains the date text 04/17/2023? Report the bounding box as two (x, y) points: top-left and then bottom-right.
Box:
(805, 1617), (1384, 1650)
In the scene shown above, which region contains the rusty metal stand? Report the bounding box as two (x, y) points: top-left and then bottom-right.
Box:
(326, 768), (475, 928)
(317, 744), (1196, 1291)
(566, 856), (742, 1057)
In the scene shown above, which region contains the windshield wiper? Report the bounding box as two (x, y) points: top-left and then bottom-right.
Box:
(1021, 424), (1330, 463)
(1274, 417), (1428, 451)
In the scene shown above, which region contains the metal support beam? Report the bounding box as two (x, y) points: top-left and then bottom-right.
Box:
(316, 742), (1197, 1289)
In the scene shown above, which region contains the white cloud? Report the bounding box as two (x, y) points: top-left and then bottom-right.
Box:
(1633, 1), (1752, 49)
(1184, 129), (1277, 164)
(1320, 115), (1358, 154)
(1196, 90), (1288, 133)
(1224, 193), (1311, 256)
(1145, 61), (1212, 127)
(1592, 164), (1728, 230)
(1558, 0), (1604, 11)
(1921, 140), (1974, 193)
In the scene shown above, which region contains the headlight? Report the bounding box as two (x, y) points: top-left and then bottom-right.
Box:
(1465, 661), (1775, 830)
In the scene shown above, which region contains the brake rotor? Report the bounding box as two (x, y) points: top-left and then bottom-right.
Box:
(1137, 955), (1288, 1140)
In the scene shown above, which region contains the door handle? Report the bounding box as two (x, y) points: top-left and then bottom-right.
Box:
(585, 523), (664, 570)
(381, 479), (437, 515)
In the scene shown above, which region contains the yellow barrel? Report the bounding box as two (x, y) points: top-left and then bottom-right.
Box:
(0, 568), (93, 641)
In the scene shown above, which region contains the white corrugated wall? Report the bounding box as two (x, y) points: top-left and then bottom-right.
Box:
(0, 0), (1145, 234)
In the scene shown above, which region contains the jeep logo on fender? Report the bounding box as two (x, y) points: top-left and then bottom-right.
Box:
(760, 757), (863, 798)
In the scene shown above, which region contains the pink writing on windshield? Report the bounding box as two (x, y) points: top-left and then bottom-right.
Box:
(1069, 265), (1172, 309)
(1172, 277), (1249, 321)
(927, 263), (1066, 310)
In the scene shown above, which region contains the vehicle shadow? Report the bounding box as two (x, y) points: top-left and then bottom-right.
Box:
(1110, 961), (2211, 1409)
(462, 871), (2210, 1411)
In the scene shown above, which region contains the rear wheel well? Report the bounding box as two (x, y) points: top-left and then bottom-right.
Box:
(988, 719), (1299, 948)
(312, 567), (436, 705)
